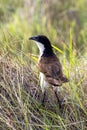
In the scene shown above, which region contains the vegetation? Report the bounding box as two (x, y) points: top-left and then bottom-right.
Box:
(0, 0), (87, 130)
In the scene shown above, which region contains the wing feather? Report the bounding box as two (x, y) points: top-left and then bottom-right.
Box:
(37, 55), (68, 86)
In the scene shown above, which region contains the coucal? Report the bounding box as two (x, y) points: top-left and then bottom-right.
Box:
(29, 35), (68, 107)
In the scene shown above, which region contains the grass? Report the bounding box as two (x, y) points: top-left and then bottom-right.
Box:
(0, 0), (87, 130)
(0, 32), (87, 130)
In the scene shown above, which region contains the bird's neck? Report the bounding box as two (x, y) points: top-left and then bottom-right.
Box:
(36, 42), (54, 59)
(36, 42), (45, 57)
(42, 48), (54, 57)
(36, 42), (54, 58)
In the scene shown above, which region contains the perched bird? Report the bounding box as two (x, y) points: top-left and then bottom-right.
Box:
(29, 35), (68, 107)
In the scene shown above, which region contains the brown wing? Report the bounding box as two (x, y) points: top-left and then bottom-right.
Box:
(37, 56), (68, 86)
(43, 62), (63, 86)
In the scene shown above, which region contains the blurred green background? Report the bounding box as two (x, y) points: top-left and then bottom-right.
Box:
(0, 1), (87, 130)
(0, 0), (87, 59)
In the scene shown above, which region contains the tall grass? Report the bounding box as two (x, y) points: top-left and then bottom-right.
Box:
(0, 0), (87, 130)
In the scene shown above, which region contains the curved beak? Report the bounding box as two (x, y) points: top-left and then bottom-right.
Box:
(29, 36), (37, 41)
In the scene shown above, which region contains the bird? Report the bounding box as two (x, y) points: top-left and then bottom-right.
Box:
(29, 35), (68, 107)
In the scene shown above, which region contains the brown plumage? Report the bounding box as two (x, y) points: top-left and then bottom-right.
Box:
(37, 54), (68, 86)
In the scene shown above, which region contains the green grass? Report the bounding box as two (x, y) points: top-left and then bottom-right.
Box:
(0, 0), (87, 130)
(0, 30), (87, 130)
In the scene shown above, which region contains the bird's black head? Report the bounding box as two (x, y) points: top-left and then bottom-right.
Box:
(29, 35), (54, 56)
(29, 35), (51, 47)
